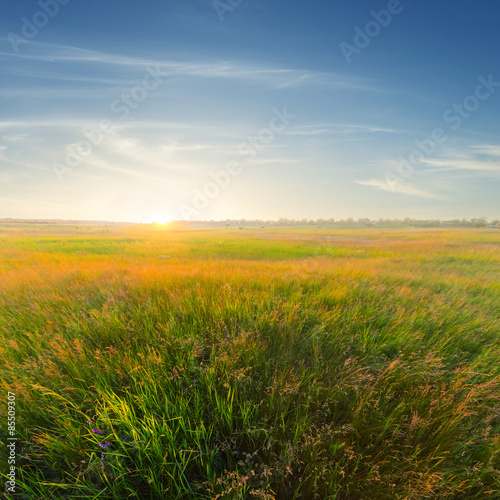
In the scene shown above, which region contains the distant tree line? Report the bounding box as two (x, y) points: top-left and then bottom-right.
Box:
(0, 218), (131, 226)
(2, 217), (499, 228)
(188, 217), (499, 228)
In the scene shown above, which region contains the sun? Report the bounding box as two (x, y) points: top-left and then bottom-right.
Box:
(150, 212), (173, 225)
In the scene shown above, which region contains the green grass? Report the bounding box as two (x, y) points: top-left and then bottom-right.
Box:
(0, 225), (499, 499)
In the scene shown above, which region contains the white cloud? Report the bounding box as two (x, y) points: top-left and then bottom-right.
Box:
(421, 158), (500, 172)
(0, 40), (375, 91)
(0, 156), (50, 172)
(419, 145), (500, 172)
(469, 144), (500, 157)
(356, 178), (442, 199)
(284, 123), (397, 137)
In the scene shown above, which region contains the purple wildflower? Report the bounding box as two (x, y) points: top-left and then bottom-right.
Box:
(99, 441), (111, 448)
(87, 420), (92, 425)
(92, 428), (104, 435)
(101, 453), (104, 460)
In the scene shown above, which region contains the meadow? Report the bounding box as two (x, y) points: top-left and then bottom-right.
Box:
(0, 224), (499, 499)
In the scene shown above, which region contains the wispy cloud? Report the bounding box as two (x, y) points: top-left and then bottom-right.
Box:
(284, 123), (398, 137)
(0, 156), (51, 173)
(0, 39), (375, 91)
(469, 144), (500, 158)
(419, 145), (500, 173)
(356, 179), (443, 199)
(2, 132), (29, 143)
(421, 158), (500, 172)
(357, 142), (500, 202)
(0, 119), (199, 130)
(73, 155), (180, 183)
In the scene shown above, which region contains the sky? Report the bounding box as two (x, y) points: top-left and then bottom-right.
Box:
(1, 0), (499, 223)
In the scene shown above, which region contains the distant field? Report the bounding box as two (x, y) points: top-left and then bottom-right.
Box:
(1, 225), (499, 499)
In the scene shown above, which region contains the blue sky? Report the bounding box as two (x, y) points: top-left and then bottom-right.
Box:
(1, 0), (499, 222)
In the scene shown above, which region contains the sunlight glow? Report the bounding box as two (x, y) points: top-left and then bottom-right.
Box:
(149, 213), (173, 225)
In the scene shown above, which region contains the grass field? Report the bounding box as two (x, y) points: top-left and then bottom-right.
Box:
(1, 224), (499, 499)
